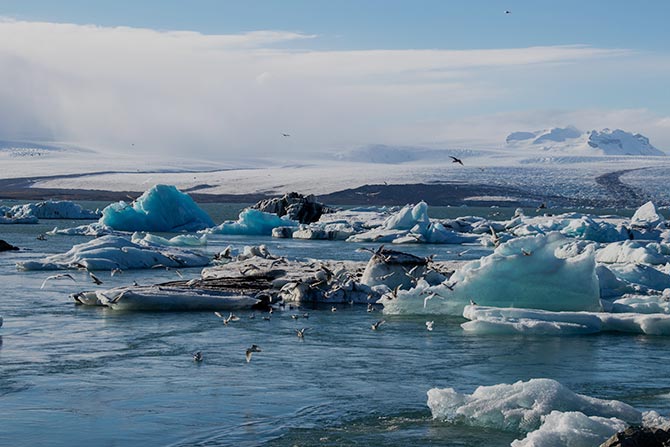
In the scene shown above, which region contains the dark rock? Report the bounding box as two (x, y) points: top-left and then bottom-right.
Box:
(600, 426), (670, 447)
(0, 239), (19, 252)
(251, 192), (330, 224)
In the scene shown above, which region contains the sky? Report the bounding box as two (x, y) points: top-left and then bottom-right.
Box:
(1, 0), (669, 158)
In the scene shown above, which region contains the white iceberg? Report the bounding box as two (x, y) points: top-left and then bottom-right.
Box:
(99, 184), (214, 232)
(595, 240), (667, 265)
(1, 200), (99, 220)
(427, 378), (641, 432)
(511, 410), (627, 447)
(631, 201), (665, 229)
(461, 305), (670, 335)
(131, 232), (208, 247)
(382, 232), (601, 315)
(16, 235), (211, 271)
(206, 208), (298, 236)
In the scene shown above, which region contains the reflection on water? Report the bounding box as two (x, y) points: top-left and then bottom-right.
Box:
(1, 210), (669, 446)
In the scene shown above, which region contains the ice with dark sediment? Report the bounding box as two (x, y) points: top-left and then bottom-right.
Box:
(16, 235), (211, 271)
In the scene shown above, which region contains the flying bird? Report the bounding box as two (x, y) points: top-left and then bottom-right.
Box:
(89, 271), (103, 285)
(521, 248), (532, 256)
(193, 351), (203, 362)
(215, 312), (240, 325)
(245, 344), (262, 363)
(426, 321), (434, 331)
(40, 273), (76, 289)
(110, 268), (123, 277)
(371, 320), (386, 331)
(505, 10), (511, 14)
(296, 328), (308, 339)
(281, 133), (290, 137)
(449, 156), (464, 165)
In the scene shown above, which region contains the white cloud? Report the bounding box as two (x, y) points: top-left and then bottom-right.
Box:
(0, 18), (666, 158)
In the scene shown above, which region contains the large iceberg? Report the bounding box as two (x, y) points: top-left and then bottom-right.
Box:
(16, 235), (211, 271)
(381, 232), (601, 315)
(99, 185), (214, 232)
(206, 208), (298, 236)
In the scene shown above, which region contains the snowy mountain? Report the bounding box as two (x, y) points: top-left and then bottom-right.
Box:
(506, 127), (666, 156)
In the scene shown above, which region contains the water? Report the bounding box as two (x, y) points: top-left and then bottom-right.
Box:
(2, 209), (670, 446)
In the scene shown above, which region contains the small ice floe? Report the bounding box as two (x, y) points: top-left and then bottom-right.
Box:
(72, 284), (263, 311)
(461, 305), (670, 335)
(16, 235), (211, 271)
(205, 208), (298, 236)
(428, 378), (641, 444)
(131, 232), (208, 247)
(100, 184), (214, 232)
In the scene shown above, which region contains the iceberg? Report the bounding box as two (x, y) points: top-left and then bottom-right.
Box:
(131, 232), (208, 247)
(461, 305), (670, 335)
(427, 378), (641, 432)
(99, 185), (214, 232)
(511, 411), (627, 447)
(631, 201), (665, 229)
(348, 202), (477, 244)
(16, 235), (211, 271)
(1, 200), (99, 220)
(595, 240), (667, 265)
(382, 232), (601, 315)
(206, 208), (298, 236)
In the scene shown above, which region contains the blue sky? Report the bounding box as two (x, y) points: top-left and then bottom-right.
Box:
(0, 0), (669, 155)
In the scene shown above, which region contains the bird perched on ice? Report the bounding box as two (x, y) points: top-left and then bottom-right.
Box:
(245, 344), (262, 362)
(41, 273), (76, 289)
(449, 156), (464, 165)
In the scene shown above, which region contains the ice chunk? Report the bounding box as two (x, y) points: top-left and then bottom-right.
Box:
(382, 232), (601, 315)
(16, 235), (211, 271)
(427, 378), (641, 432)
(631, 201), (665, 229)
(607, 263), (670, 291)
(100, 185), (214, 232)
(561, 216), (628, 243)
(206, 208), (298, 236)
(511, 411), (627, 447)
(131, 232), (208, 247)
(1, 200), (99, 220)
(461, 305), (670, 335)
(596, 240), (667, 265)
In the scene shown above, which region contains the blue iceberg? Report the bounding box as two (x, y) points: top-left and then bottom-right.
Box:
(206, 208), (298, 236)
(99, 185), (214, 232)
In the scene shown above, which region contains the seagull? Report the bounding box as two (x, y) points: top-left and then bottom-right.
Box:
(291, 314), (300, 320)
(193, 351), (203, 362)
(331, 306), (337, 312)
(449, 156), (464, 165)
(489, 226), (501, 247)
(296, 328), (308, 339)
(40, 273), (76, 289)
(36, 234), (47, 241)
(249, 313), (256, 320)
(89, 271), (103, 285)
(469, 299), (477, 306)
(281, 133), (290, 137)
(302, 312), (309, 319)
(371, 320), (386, 331)
(214, 312), (240, 325)
(426, 321), (434, 331)
(444, 282), (457, 291)
(110, 268), (123, 277)
(457, 249), (471, 257)
(245, 344), (262, 362)
(367, 303), (375, 313)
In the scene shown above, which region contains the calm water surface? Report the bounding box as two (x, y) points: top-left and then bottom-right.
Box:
(1, 205), (669, 446)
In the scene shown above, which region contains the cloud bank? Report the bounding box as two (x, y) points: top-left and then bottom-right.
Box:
(0, 18), (668, 157)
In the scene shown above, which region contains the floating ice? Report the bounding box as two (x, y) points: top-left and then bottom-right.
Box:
(348, 202), (477, 244)
(610, 291), (670, 314)
(427, 378), (641, 433)
(1, 200), (99, 221)
(607, 263), (670, 291)
(631, 201), (665, 229)
(131, 232), (208, 247)
(461, 305), (670, 335)
(595, 240), (668, 265)
(100, 185), (214, 232)
(206, 208), (298, 236)
(511, 410), (628, 447)
(382, 232), (601, 315)
(48, 222), (115, 237)
(16, 235), (211, 271)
